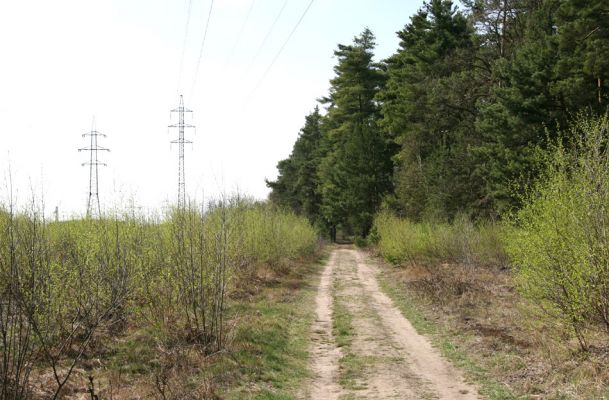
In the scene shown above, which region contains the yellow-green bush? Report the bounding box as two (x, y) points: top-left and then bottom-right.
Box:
(239, 203), (317, 267)
(0, 196), (318, 396)
(372, 211), (506, 267)
(504, 115), (609, 350)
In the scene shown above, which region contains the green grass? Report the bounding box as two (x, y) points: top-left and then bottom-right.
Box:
(220, 255), (326, 399)
(339, 354), (384, 391)
(104, 327), (161, 375)
(331, 268), (371, 391)
(332, 278), (354, 349)
(376, 272), (524, 400)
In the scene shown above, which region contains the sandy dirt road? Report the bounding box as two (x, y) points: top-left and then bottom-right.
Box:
(306, 247), (480, 400)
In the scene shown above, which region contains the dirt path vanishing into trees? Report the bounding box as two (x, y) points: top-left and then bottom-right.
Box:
(305, 247), (480, 400)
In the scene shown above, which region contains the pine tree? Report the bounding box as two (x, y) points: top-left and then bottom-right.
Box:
(267, 107), (324, 224)
(318, 28), (392, 237)
(473, 0), (608, 214)
(556, 0), (609, 106)
(380, 0), (477, 219)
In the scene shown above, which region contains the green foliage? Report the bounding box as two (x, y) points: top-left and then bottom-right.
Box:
(131, 199), (317, 350)
(380, 0), (479, 220)
(472, 1), (562, 214)
(0, 207), (142, 398)
(0, 197), (317, 396)
(556, 0), (609, 105)
(353, 236), (368, 248)
(372, 210), (506, 267)
(471, 0), (609, 215)
(239, 202), (318, 268)
(318, 29), (393, 237)
(271, 0), (609, 223)
(269, 29), (394, 239)
(267, 107), (324, 225)
(504, 115), (609, 350)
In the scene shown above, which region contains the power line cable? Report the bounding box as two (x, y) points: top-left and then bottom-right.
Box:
(249, 0), (289, 68)
(176, 0), (194, 96)
(189, 0), (215, 101)
(224, 0), (256, 68)
(246, 0), (314, 103)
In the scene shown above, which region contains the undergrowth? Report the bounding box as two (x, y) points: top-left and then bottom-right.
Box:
(371, 212), (507, 268)
(371, 204), (609, 398)
(0, 197), (319, 398)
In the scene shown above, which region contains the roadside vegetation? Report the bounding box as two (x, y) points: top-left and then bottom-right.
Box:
(266, 0), (609, 396)
(506, 115), (609, 352)
(369, 116), (609, 399)
(4, 0), (609, 397)
(0, 196), (320, 399)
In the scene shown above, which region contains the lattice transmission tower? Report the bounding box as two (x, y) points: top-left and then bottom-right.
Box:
(79, 118), (109, 218)
(169, 95), (195, 209)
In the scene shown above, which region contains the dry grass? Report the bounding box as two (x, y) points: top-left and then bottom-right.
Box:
(377, 258), (609, 399)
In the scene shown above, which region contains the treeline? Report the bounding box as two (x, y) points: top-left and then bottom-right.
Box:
(267, 0), (609, 237)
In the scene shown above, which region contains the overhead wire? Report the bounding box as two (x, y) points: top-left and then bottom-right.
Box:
(176, 0), (194, 97)
(224, 0), (256, 68)
(189, 0), (215, 102)
(247, 0), (289, 70)
(245, 0), (315, 104)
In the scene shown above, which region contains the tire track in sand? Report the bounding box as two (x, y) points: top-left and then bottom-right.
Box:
(307, 248), (480, 400)
(307, 250), (345, 399)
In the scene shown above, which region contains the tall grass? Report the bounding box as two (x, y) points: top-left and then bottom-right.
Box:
(371, 211), (507, 268)
(0, 196), (317, 398)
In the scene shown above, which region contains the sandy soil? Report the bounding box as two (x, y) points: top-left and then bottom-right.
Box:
(307, 250), (345, 400)
(307, 248), (481, 399)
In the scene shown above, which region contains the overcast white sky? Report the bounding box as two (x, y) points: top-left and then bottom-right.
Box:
(0, 0), (423, 217)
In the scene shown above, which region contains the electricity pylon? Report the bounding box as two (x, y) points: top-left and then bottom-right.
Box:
(169, 95), (195, 210)
(79, 117), (109, 218)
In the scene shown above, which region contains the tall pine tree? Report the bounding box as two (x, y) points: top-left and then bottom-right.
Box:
(318, 29), (392, 237)
(380, 0), (477, 220)
(267, 107), (324, 224)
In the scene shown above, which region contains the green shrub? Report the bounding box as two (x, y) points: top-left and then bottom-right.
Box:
(504, 115), (609, 350)
(239, 202), (317, 268)
(0, 196), (318, 395)
(354, 236), (368, 248)
(372, 211), (505, 267)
